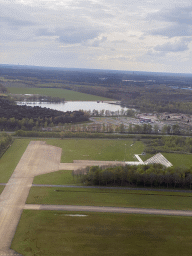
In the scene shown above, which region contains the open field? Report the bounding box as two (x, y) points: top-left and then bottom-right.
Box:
(0, 139), (31, 183)
(33, 170), (76, 185)
(141, 152), (192, 168)
(7, 87), (113, 101)
(11, 210), (192, 256)
(46, 138), (144, 163)
(26, 187), (192, 210)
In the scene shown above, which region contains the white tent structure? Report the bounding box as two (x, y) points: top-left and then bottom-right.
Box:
(144, 153), (173, 167)
(125, 153), (172, 167)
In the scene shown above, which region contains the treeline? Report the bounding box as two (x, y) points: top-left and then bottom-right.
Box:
(14, 130), (161, 139)
(144, 136), (192, 154)
(77, 164), (192, 189)
(0, 97), (88, 130)
(57, 122), (187, 135)
(132, 99), (192, 115)
(0, 83), (8, 94)
(0, 133), (13, 157)
(11, 94), (65, 103)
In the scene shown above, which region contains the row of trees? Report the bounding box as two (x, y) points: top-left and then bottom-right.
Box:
(76, 164), (192, 189)
(12, 94), (65, 103)
(57, 122), (185, 135)
(85, 109), (135, 117)
(0, 111), (89, 131)
(0, 133), (13, 157)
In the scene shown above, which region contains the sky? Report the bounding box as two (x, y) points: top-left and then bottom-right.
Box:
(1, 0), (192, 73)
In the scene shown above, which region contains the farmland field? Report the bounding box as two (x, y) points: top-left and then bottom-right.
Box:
(7, 87), (113, 101)
(11, 210), (192, 256)
(26, 187), (192, 210)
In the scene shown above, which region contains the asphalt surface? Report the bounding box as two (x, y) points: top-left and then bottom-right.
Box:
(24, 204), (192, 216)
(0, 141), (62, 255)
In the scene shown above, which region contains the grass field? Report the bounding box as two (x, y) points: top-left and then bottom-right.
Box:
(46, 138), (144, 163)
(141, 152), (192, 168)
(0, 139), (30, 183)
(163, 153), (192, 168)
(7, 87), (113, 101)
(26, 187), (192, 210)
(11, 210), (192, 256)
(0, 185), (5, 195)
(33, 170), (76, 185)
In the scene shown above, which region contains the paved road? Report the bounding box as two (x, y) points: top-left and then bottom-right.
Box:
(0, 141), (62, 255)
(24, 204), (192, 216)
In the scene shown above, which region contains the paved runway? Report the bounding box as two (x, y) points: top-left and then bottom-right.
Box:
(0, 141), (62, 255)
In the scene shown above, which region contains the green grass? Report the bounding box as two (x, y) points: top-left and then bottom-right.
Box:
(46, 138), (144, 163)
(140, 153), (192, 168)
(0, 185), (5, 195)
(11, 210), (192, 256)
(163, 153), (192, 168)
(7, 87), (113, 101)
(0, 139), (30, 183)
(33, 170), (77, 185)
(26, 187), (192, 210)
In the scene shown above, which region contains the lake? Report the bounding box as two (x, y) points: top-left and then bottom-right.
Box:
(17, 101), (129, 114)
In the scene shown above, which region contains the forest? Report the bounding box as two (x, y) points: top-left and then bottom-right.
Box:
(1, 65), (192, 114)
(0, 97), (89, 130)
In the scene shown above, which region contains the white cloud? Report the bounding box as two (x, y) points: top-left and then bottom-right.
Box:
(1, 0), (192, 73)
(154, 38), (192, 52)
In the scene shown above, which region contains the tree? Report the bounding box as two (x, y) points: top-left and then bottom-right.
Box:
(154, 124), (159, 134)
(172, 124), (180, 135)
(119, 123), (125, 133)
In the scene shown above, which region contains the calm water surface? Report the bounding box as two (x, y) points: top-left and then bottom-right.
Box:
(17, 101), (129, 112)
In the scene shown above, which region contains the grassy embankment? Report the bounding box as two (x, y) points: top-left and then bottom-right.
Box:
(11, 210), (192, 256)
(7, 87), (113, 101)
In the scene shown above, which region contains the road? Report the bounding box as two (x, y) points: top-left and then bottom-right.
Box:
(0, 141), (62, 255)
(24, 204), (192, 216)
